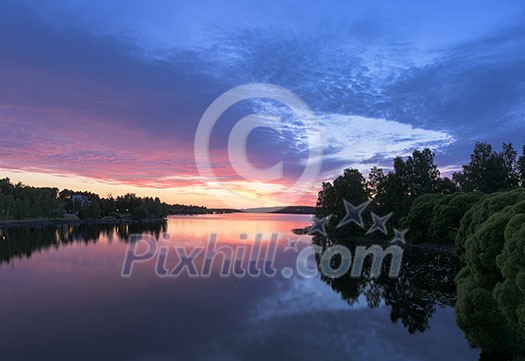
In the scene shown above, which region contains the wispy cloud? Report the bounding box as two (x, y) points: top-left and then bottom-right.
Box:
(0, 1), (524, 205)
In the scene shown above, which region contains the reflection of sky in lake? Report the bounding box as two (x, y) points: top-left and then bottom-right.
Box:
(250, 278), (369, 322)
(0, 214), (477, 361)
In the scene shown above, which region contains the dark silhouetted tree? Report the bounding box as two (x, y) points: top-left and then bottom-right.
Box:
(367, 149), (443, 223)
(453, 142), (520, 193)
(315, 168), (369, 235)
(518, 144), (525, 187)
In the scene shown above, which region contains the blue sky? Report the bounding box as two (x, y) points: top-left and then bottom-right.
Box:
(0, 0), (524, 206)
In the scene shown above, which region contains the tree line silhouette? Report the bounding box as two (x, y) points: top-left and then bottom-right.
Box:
(315, 142), (525, 241)
(0, 179), (208, 221)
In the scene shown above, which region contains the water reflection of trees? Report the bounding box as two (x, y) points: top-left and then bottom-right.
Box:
(313, 236), (458, 334)
(0, 222), (167, 264)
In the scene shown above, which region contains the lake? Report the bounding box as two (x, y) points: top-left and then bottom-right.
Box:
(0, 213), (479, 361)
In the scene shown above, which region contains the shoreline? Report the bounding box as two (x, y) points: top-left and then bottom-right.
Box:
(1, 217), (457, 256)
(400, 241), (457, 256)
(0, 217), (167, 229)
(292, 227), (457, 257)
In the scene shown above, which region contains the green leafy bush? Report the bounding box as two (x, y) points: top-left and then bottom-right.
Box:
(455, 189), (525, 357)
(400, 192), (483, 244)
(456, 189), (525, 259)
(400, 194), (442, 244)
(430, 192), (484, 244)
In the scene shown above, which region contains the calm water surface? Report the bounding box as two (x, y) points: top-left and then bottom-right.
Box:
(0, 214), (478, 361)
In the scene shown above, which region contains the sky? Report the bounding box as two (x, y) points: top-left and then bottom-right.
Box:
(0, 0), (524, 208)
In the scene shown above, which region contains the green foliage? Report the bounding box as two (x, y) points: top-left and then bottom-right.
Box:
(368, 149), (454, 224)
(519, 145), (525, 183)
(455, 189), (525, 357)
(0, 177), (203, 221)
(316, 148), (463, 239)
(400, 192), (483, 244)
(61, 191), (170, 220)
(456, 189), (525, 258)
(453, 142), (521, 193)
(435, 177), (458, 194)
(167, 204), (209, 214)
(0, 179), (64, 219)
(315, 168), (369, 236)
(112, 194), (169, 219)
(78, 200), (102, 220)
(131, 205), (149, 220)
(495, 210), (525, 338)
(399, 193), (442, 244)
(429, 192), (484, 244)
(456, 267), (522, 354)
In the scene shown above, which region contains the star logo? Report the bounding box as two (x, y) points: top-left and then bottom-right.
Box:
(284, 237), (299, 252)
(366, 212), (393, 235)
(391, 228), (409, 244)
(337, 199), (371, 229)
(308, 216), (330, 237)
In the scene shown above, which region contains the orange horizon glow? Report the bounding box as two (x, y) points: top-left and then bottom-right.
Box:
(0, 168), (319, 208)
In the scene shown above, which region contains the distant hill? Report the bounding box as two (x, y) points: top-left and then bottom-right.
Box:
(207, 208), (240, 214)
(241, 206), (315, 214)
(193, 206), (315, 215)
